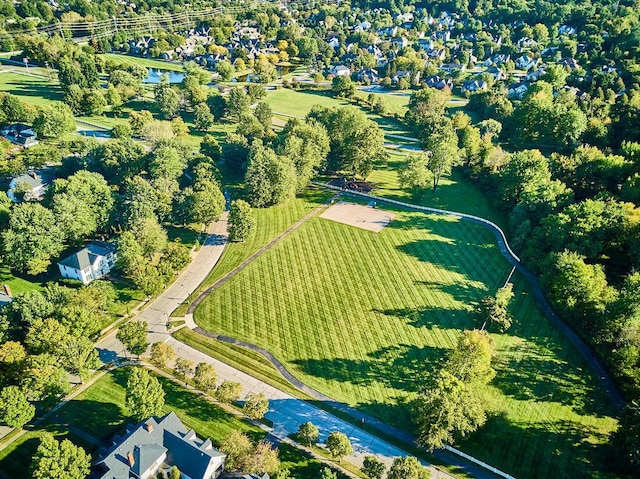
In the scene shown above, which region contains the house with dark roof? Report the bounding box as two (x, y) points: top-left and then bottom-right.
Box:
(0, 123), (38, 148)
(7, 169), (53, 202)
(461, 79), (489, 93)
(95, 412), (225, 479)
(58, 242), (117, 285)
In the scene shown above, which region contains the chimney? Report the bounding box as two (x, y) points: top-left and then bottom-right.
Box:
(127, 451), (135, 467)
(144, 422), (153, 432)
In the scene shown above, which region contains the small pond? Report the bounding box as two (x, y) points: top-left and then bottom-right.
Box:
(143, 68), (186, 84)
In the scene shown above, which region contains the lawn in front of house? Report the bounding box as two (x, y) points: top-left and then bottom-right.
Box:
(0, 367), (350, 479)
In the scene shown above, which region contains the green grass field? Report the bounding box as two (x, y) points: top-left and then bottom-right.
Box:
(194, 207), (618, 478)
(355, 90), (410, 116)
(0, 265), (44, 296)
(99, 53), (185, 72)
(264, 88), (351, 117)
(172, 189), (330, 316)
(0, 368), (347, 479)
(0, 70), (63, 106)
(367, 151), (506, 228)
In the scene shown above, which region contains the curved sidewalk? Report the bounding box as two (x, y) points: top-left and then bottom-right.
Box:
(313, 183), (624, 410)
(96, 213), (467, 479)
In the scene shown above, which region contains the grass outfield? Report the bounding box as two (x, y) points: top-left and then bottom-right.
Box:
(194, 208), (618, 479)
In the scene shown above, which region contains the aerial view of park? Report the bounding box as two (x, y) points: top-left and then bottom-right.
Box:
(0, 1), (638, 479)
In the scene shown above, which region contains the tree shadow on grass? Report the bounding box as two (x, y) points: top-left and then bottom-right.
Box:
(460, 412), (614, 479)
(156, 375), (264, 444)
(395, 239), (501, 284)
(492, 343), (616, 418)
(11, 85), (64, 103)
(0, 436), (40, 479)
(292, 343), (448, 395)
(47, 399), (126, 443)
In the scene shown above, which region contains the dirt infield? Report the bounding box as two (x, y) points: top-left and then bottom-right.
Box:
(319, 201), (396, 232)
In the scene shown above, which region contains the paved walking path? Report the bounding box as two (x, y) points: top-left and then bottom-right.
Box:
(316, 185), (625, 410)
(95, 210), (484, 479)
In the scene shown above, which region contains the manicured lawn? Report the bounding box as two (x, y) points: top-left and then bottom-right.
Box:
(355, 90), (410, 116)
(367, 152), (507, 228)
(265, 88), (414, 141)
(100, 53), (185, 72)
(172, 188), (331, 317)
(264, 88), (351, 117)
(0, 265), (44, 296)
(194, 208), (618, 479)
(0, 70), (63, 106)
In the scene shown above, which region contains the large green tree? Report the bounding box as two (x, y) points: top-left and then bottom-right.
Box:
(2, 203), (65, 275)
(154, 81), (180, 119)
(398, 154), (430, 198)
(245, 143), (297, 208)
(125, 367), (165, 422)
(308, 106), (386, 178)
(33, 103), (75, 138)
(228, 199), (255, 242)
(296, 421), (319, 447)
(117, 321), (149, 357)
(60, 335), (100, 383)
(325, 431), (353, 462)
(279, 119), (330, 192)
(414, 370), (486, 451)
(362, 455), (386, 479)
(423, 118), (459, 191)
(220, 430), (253, 470)
(243, 392), (269, 420)
(31, 433), (91, 479)
(0, 386), (35, 428)
(475, 284), (515, 332)
(49, 170), (114, 232)
(387, 456), (430, 479)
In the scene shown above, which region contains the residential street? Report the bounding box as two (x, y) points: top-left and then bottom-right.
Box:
(95, 213), (464, 479)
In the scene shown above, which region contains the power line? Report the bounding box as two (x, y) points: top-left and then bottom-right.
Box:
(0, 0), (340, 41)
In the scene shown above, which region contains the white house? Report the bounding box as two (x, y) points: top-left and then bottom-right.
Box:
(96, 412), (226, 479)
(58, 242), (117, 285)
(7, 170), (50, 202)
(331, 65), (351, 76)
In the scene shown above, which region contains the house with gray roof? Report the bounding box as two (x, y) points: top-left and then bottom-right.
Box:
(0, 123), (38, 148)
(58, 241), (117, 285)
(95, 412), (225, 479)
(7, 170), (51, 202)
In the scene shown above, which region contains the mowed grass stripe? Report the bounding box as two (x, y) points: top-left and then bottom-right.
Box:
(195, 209), (617, 478)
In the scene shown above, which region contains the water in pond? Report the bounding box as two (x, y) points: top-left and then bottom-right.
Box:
(236, 65), (291, 82)
(143, 68), (186, 84)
